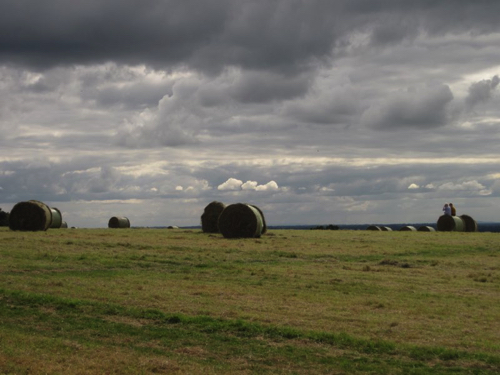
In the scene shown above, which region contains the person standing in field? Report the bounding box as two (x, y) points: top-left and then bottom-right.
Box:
(449, 203), (456, 216)
(443, 203), (451, 216)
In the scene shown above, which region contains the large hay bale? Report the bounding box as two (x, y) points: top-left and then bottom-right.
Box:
(460, 215), (478, 232)
(249, 204), (267, 234)
(108, 216), (130, 228)
(201, 201), (226, 233)
(366, 225), (381, 231)
(218, 203), (264, 238)
(399, 226), (417, 231)
(49, 207), (63, 228)
(437, 215), (464, 232)
(60, 221), (68, 228)
(9, 200), (52, 231)
(380, 226), (392, 231)
(417, 226), (436, 232)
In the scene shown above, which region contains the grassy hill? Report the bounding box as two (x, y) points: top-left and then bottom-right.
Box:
(1, 227), (499, 374)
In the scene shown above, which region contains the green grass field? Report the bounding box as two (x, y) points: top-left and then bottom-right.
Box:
(1, 227), (499, 374)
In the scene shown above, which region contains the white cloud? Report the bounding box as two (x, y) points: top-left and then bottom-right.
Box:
(175, 186), (183, 191)
(437, 180), (491, 196)
(408, 183), (419, 189)
(218, 179), (279, 192)
(255, 181), (280, 191)
(218, 178), (243, 191)
(241, 181), (258, 190)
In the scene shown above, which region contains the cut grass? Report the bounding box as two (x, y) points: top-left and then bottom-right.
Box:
(0, 227), (499, 373)
(1, 289), (498, 374)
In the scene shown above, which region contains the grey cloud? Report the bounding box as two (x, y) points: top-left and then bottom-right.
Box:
(282, 85), (359, 125)
(465, 75), (499, 111)
(115, 84), (201, 147)
(361, 84), (454, 130)
(0, 0), (338, 75)
(231, 71), (311, 103)
(4, 1), (500, 76)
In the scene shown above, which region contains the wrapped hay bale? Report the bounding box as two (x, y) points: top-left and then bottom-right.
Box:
(249, 204), (267, 234)
(381, 226), (392, 231)
(9, 200), (52, 231)
(460, 215), (478, 232)
(60, 221), (68, 228)
(399, 226), (417, 231)
(108, 216), (130, 228)
(218, 203), (264, 238)
(49, 207), (63, 228)
(366, 225), (381, 231)
(418, 226), (436, 232)
(201, 201), (226, 233)
(437, 215), (464, 232)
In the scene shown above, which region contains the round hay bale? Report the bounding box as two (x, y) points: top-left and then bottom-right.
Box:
(9, 200), (52, 231)
(108, 216), (130, 228)
(399, 226), (417, 231)
(417, 226), (436, 232)
(249, 204), (267, 234)
(218, 203), (264, 238)
(60, 221), (68, 228)
(460, 215), (478, 232)
(366, 225), (381, 231)
(380, 226), (392, 231)
(201, 201), (226, 233)
(437, 215), (464, 232)
(167, 225), (179, 229)
(49, 207), (63, 228)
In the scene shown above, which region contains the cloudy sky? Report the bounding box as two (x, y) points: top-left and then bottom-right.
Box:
(1, 0), (500, 228)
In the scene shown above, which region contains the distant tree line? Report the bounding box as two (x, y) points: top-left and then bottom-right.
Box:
(0, 208), (9, 227)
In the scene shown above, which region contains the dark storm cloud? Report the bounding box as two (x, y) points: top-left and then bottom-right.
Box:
(0, 0), (338, 75)
(3, 1), (500, 75)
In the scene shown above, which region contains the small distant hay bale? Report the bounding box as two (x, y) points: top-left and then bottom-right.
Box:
(60, 221), (68, 228)
(437, 215), (464, 232)
(49, 207), (63, 228)
(201, 201), (226, 233)
(399, 226), (417, 231)
(218, 203), (264, 238)
(366, 225), (381, 231)
(108, 216), (130, 228)
(380, 226), (392, 231)
(167, 225), (179, 229)
(460, 215), (478, 232)
(417, 226), (436, 232)
(9, 200), (52, 231)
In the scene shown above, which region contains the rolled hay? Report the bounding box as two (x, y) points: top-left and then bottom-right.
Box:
(418, 226), (436, 232)
(9, 200), (52, 231)
(201, 201), (226, 233)
(108, 216), (130, 228)
(437, 215), (464, 232)
(460, 215), (478, 232)
(399, 226), (417, 231)
(249, 204), (267, 234)
(49, 207), (63, 228)
(366, 225), (381, 231)
(217, 203), (264, 238)
(381, 226), (393, 231)
(60, 221), (68, 228)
